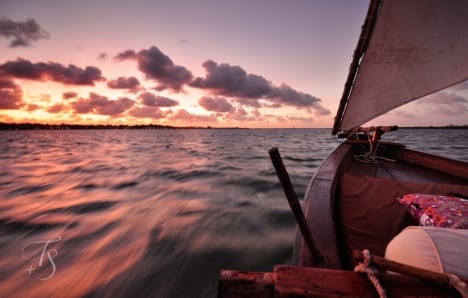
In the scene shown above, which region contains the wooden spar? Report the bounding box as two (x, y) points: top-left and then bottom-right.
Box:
(332, 0), (382, 135)
(218, 266), (460, 297)
(218, 270), (274, 298)
(269, 147), (323, 265)
(352, 250), (468, 288)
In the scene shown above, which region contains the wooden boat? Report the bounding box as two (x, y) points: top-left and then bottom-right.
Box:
(219, 0), (468, 297)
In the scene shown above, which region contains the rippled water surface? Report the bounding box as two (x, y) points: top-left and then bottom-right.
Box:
(0, 128), (466, 297)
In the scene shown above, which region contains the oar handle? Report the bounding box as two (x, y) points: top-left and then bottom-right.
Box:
(352, 250), (467, 287)
(269, 147), (323, 265)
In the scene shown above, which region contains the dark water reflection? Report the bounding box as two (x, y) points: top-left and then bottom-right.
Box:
(0, 128), (466, 297)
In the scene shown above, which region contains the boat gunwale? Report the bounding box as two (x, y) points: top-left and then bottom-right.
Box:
(295, 141), (468, 269)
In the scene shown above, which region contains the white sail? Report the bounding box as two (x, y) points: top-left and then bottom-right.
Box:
(337, 0), (468, 132)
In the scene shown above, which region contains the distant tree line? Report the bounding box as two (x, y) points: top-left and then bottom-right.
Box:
(400, 125), (468, 129)
(0, 122), (244, 130)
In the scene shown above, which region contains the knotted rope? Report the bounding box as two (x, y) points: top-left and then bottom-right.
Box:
(447, 273), (468, 298)
(354, 249), (386, 298)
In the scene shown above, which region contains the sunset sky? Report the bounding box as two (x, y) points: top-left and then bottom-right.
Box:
(1, 0), (467, 128)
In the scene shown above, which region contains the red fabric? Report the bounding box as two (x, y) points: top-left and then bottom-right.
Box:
(398, 194), (468, 228)
(338, 173), (468, 268)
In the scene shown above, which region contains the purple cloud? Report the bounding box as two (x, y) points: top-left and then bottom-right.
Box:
(420, 92), (468, 105)
(139, 92), (178, 107)
(233, 97), (262, 108)
(168, 109), (216, 123)
(25, 103), (40, 111)
(190, 60), (272, 98)
(46, 103), (66, 113)
(115, 49), (136, 60)
(449, 80), (468, 91)
(190, 60), (330, 115)
(417, 91), (468, 116)
(71, 92), (134, 115)
(62, 91), (77, 100)
(115, 46), (193, 92)
(0, 17), (49, 47)
(97, 52), (108, 61)
(107, 76), (140, 90)
(128, 106), (167, 119)
(268, 83), (321, 108)
(0, 74), (23, 109)
(199, 96), (234, 113)
(0, 58), (104, 85)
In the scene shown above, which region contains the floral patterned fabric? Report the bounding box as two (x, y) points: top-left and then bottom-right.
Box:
(398, 194), (468, 229)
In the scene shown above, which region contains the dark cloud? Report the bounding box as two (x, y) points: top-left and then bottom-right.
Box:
(97, 52), (108, 61)
(0, 74), (23, 109)
(431, 104), (468, 116)
(114, 50), (136, 61)
(419, 91), (468, 116)
(0, 58), (104, 85)
(449, 79), (468, 91)
(419, 92), (468, 105)
(190, 60), (330, 115)
(62, 91), (78, 100)
(234, 97), (262, 108)
(46, 103), (66, 113)
(0, 17), (49, 47)
(107, 76), (140, 91)
(222, 106), (254, 122)
(199, 96), (234, 113)
(268, 83), (330, 115)
(25, 103), (40, 111)
(71, 98), (93, 114)
(71, 92), (134, 115)
(139, 92), (178, 107)
(190, 60), (272, 98)
(128, 106), (167, 119)
(115, 46), (193, 92)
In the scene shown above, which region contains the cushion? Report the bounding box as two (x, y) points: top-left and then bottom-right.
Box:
(338, 173), (468, 268)
(398, 194), (468, 229)
(385, 226), (468, 280)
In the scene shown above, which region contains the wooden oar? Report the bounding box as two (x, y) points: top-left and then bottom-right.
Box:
(352, 249), (468, 288)
(269, 147), (323, 265)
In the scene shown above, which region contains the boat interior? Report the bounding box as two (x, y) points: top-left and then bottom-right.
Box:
(294, 136), (468, 270)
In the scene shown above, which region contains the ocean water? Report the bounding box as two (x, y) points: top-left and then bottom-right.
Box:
(0, 128), (466, 297)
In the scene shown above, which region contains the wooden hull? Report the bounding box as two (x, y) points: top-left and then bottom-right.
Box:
(294, 141), (468, 269)
(218, 141), (468, 297)
(219, 266), (461, 298)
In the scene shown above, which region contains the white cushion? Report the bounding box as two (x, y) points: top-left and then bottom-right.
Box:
(385, 226), (468, 279)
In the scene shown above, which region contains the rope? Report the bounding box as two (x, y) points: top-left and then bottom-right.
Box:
(353, 130), (395, 163)
(354, 249), (387, 298)
(447, 273), (468, 298)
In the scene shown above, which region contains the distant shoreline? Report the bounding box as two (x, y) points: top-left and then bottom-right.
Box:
(0, 122), (466, 130)
(0, 122), (246, 130)
(399, 125), (468, 130)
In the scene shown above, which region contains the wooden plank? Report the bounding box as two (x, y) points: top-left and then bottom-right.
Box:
(218, 266), (460, 297)
(218, 270), (274, 298)
(274, 266), (459, 297)
(390, 148), (468, 180)
(275, 266), (376, 297)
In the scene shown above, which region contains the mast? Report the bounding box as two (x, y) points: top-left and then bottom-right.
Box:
(332, 0), (382, 135)
(332, 0), (468, 134)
